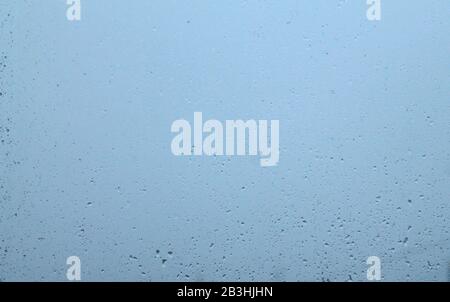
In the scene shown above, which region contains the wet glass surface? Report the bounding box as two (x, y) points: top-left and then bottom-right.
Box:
(0, 1), (449, 281)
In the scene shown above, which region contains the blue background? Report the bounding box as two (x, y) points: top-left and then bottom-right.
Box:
(0, 0), (449, 281)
